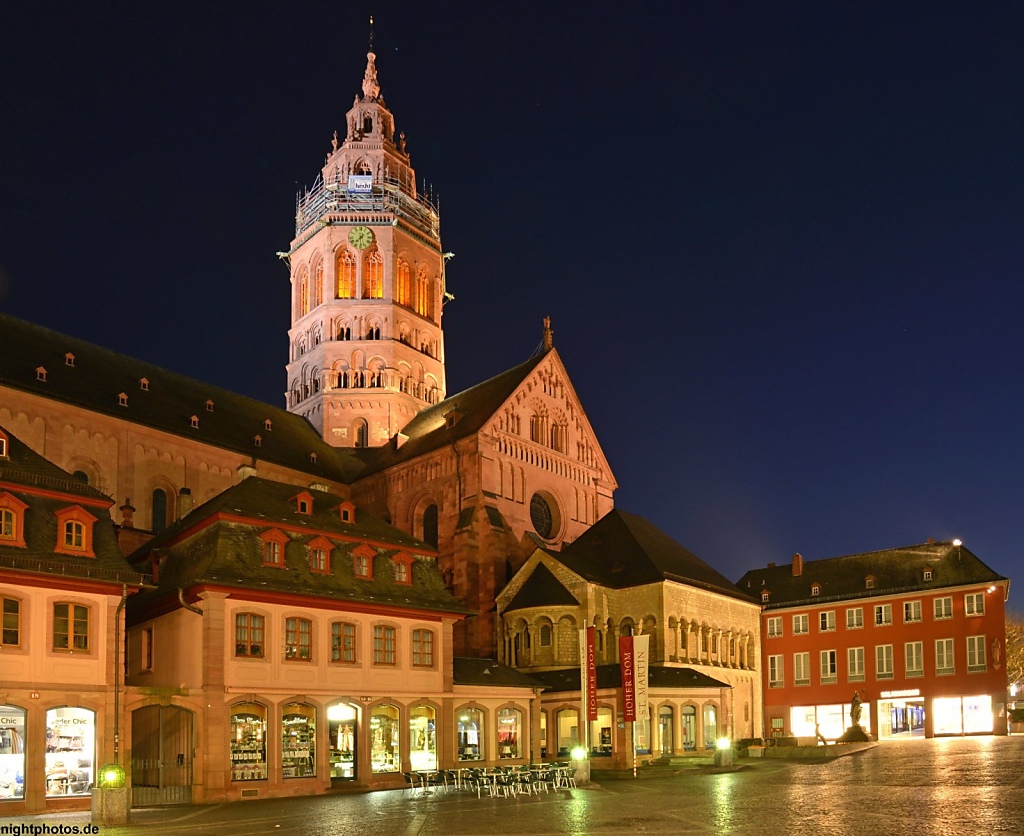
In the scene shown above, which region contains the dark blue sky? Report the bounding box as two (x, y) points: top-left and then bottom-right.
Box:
(2, 2), (1021, 610)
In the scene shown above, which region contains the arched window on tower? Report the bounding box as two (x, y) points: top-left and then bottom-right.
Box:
(422, 504), (439, 549)
(298, 271), (310, 317)
(415, 267), (430, 317)
(313, 260), (323, 308)
(396, 259), (411, 307)
(354, 419), (369, 448)
(151, 488), (168, 533)
(364, 251), (384, 299)
(337, 250), (357, 298)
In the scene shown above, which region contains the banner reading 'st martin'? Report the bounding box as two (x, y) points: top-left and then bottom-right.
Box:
(618, 633), (649, 722)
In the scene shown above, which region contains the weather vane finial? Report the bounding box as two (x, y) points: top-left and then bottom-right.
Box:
(369, 15), (374, 54)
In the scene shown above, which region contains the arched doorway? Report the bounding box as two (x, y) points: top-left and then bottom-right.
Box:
(327, 703), (358, 781)
(130, 705), (194, 806)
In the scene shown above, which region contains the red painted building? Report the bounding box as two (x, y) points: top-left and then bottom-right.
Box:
(737, 542), (1009, 740)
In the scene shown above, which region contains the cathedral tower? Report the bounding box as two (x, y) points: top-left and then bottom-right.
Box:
(285, 50), (446, 448)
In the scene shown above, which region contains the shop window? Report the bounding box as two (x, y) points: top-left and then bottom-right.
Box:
(229, 703), (267, 781)
(1, 597), (21, 648)
(235, 613), (265, 657)
(457, 707), (485, 761)
(285, 617), (312, 660)
(589, 706), (614, 757)
(281, 703), (316, 779)
(555, 708), (578, 758)
(497, 708), (522, 759)
(373, 625), (396, 665)
(327, 703), (357, 780)
(331, 622), (356, 663)
(702, 705), (718, 750)
(53, 603), (89, 652)
(682, 706), (697, 751)
(45, 706), (95, 796)
(370, 704), (400, 773)
(409, 705), (437, 771)
(411, 629), (433, 666)
(0, 705), (26, 800)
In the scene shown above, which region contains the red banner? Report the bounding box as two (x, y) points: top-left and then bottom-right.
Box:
(619, 635), (636, 722)
(585, 626), (597, 721)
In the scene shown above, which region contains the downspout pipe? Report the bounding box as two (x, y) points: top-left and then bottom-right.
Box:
(114, 584), (128, 763)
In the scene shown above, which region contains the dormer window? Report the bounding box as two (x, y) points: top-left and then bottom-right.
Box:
(865, 576), (876, 589)
(761, 590), (770, 603)
(140, 378), (149, 391)
(0, 492), (29, 548)
(258, 529), (288, 567)
(253, 435), (262, 447)
(293, 491), (314, 516)
(445, 410), (463, 429)
(393, 552), (413, 585)
(352, 544), (374, 579)
(923, 567), (933, 581)
(338, 501), (355, 524)
(190, 415), (200, 428)
(0, 430), (8, 458)
(307, 536), (333, 574)
(54, 506), (98, 557)
(206, 399), (214, 412)
(264, 419), (272, 431)
(811, 584), (820, 596)
(118, 393), (128, 407)
(309, 453), (317, 464)
(36, 367), (47, 382)
(64, 353), (75, 367)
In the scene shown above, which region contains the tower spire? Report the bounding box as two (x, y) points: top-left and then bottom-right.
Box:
(362, 16), (380, 101)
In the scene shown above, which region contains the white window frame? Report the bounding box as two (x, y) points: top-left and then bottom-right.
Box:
(875, 644), (894, 680)
(935, 638), (954, 675)
(792, 614), (809, 635)
(933, 597), (953, 620)
(846, 607), (863, 630)
(874, 603), (892, 626)
(793, 652), (810, 686)
(768, 654), (784, 688)
(766, 616), (783, 639)
(820, 649), (837, 684)
(966, 635), (986, 672)
(903, 600), (922, 624)
(965, 593), (985, 616)
(905, 641), (923, 678)
(819, 610), (836, 632)
(847, 647), (865, 682)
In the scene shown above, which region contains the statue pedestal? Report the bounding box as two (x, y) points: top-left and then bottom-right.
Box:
(838, 724), (870, 743)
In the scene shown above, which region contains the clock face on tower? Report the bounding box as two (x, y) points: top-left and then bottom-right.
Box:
(348, 226), (374, 250)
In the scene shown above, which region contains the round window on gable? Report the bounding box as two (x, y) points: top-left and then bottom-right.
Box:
(529, 492), (560, 540)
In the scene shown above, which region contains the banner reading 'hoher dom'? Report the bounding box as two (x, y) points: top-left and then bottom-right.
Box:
(619, 633), (650, 723)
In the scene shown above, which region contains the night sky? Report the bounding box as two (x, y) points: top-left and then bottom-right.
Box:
(2, 3), (1022, 611)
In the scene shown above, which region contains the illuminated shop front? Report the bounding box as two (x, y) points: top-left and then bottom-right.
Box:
(0, 706), (26, 801)
(496, 708), (521, 759)
(327, 703), (357, 780)
(229, 703), (267, 781)
(589, 707), (614, 756)
(370, 705), (400, 773)
(681, 706), (696, 751)
(457, 708), (484, 761)
(876, 690), (925, 738)
(932, 695), (993, 736)
(281, 703), (315, 779)
(789, 704), (863, 740)
(409, 705), (436, 771)
(44, 707), (95, 797)
(555, 709), (578, 758)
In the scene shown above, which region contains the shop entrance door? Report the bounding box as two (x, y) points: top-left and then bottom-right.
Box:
(130, 705), (194, 806)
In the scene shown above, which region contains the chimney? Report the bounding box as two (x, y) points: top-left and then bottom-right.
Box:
(119, 498), (136, 529)
(177, 487), (193, 519)
(237, 460), (258, 482)
(767, 562), (776, 568)
(792, 553), (804, 577)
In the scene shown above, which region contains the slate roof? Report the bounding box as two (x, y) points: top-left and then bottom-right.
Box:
(735, 541), (1007, 608)
(549, 510), (757, 603)
(452, 657), (548, 689)
(504, 562), (580, 612)
(0, 425), (147, 586)
(355, 353), (547, 476)
(527, 664), (731, 692)
(0, 312), (366, 483)
(127, 475), (470, 617)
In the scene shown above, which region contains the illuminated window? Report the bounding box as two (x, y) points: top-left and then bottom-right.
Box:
(235, 613), (265, 657)
(811, 584), (820, 596)
(793, 652), (810, 686)
(874, 604), (892, 626)
(331, 622), (356, 663)
(298, 270), (310, 316)
(792, 614), (809, 635)
(415, 266), (430, 317)
(1, 596), (21, 647)
(373, 625), (396, 665)
(923, 568), (933, 581)
(848, 647), (865, 682)
(965, 593), (984, 616)
(766, 616), (782, 638)
(966, 635), (986, 672)
(364, 250), (384, 299)
(53, 602), (89, 651)
(875, 644), (894, 680)
(819, 611), (835, 632)
(933, 597), (953, 620)
(285, 617), (312, 660)
(313, 260), (323, 308)
(337, 250), (356, 298)
(761, 591), (770, 603)
(396, 259), (411, 306)
(412, 629), (434, 666)
(0, 432), (7, 457)
(846, 607), (863, 629)
(903, 600), (922, 623)
(905, 641), (923, 677)
(768, 654), (784, 688)
(935, 638), (954, 675)
(820, 650), (837, 684)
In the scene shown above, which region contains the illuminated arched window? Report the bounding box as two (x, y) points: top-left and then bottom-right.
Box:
(313, 261), (323, 308)
(364, 251), (383, 299)
(298, 270), (309, 316)
(396, 259), (411, 307)
(337, 250), (357, 298)
(415, 266), (430, 317)
(354, 419), (369, 448)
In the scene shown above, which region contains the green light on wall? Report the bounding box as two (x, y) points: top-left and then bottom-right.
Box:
(97, 763), (126, 788)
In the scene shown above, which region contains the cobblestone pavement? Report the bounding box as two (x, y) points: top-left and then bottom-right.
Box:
(6, 737), (1024, 835)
